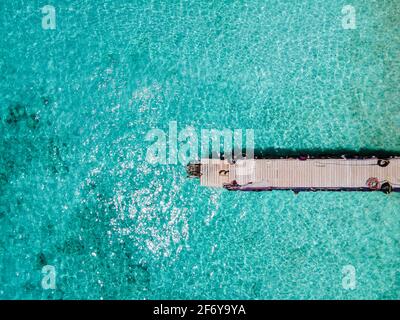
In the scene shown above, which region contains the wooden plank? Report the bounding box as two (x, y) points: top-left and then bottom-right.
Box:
(198, 158), (400, 190)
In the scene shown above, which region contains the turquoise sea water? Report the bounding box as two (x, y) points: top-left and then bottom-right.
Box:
(0, 0), (399, 299)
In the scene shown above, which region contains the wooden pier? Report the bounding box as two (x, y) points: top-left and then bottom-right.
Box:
(187, 157), (400, 193)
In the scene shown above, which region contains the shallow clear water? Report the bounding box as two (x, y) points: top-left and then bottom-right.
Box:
(0, 0), (399, 299)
